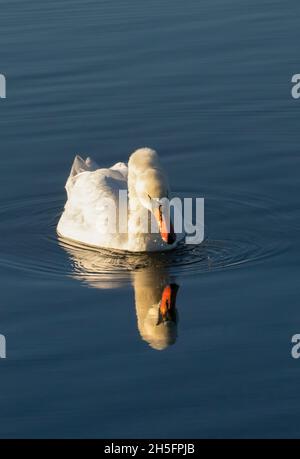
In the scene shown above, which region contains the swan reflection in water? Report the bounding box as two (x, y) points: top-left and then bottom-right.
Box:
(132, 269), (179, 350)
(59, 239), (180, 350)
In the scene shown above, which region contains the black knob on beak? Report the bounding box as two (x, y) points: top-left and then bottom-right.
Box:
(167, 232), (176, 245)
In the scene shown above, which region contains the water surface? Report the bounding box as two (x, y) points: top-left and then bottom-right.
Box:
(0, 0), (300, 438)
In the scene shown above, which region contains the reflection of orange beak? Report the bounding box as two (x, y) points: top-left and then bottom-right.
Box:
(154, 207), (176, 245)
(157, 283), (179, 324)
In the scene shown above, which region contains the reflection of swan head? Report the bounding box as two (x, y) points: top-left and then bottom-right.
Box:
(133, 270), (179, 351)
(59, 239), (180, 350)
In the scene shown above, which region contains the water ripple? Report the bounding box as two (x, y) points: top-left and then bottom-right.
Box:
(0, 190), (288, 287)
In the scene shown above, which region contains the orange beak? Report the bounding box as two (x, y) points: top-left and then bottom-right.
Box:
(154, 206), (176, 245)
(157, 283), (179, 324)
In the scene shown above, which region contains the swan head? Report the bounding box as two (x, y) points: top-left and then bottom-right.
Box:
(129, 149), (176, 245)
(135, 170), (176, 245)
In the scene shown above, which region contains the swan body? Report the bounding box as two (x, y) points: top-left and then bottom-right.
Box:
(57, 148), (180, 252)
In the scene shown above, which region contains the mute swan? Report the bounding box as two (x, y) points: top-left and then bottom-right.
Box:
(57, 148), (179, 252)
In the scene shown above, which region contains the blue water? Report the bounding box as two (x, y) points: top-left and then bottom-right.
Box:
(1, 0), (300, 438)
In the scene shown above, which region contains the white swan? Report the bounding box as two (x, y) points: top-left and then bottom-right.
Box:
(57, 148), (179, 252)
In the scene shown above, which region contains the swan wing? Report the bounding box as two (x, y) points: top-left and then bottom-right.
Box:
(110, 161), (128, 180)
(70, 155), (99, 176)
(58, 157), (128, 247)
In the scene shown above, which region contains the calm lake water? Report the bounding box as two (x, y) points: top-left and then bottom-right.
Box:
(1, 0), (300, 438)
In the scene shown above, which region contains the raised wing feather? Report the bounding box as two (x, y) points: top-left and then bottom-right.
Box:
(58, 157), (128, 247)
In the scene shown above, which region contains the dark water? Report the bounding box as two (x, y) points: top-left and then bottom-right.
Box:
(1, 0), (300, 438)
